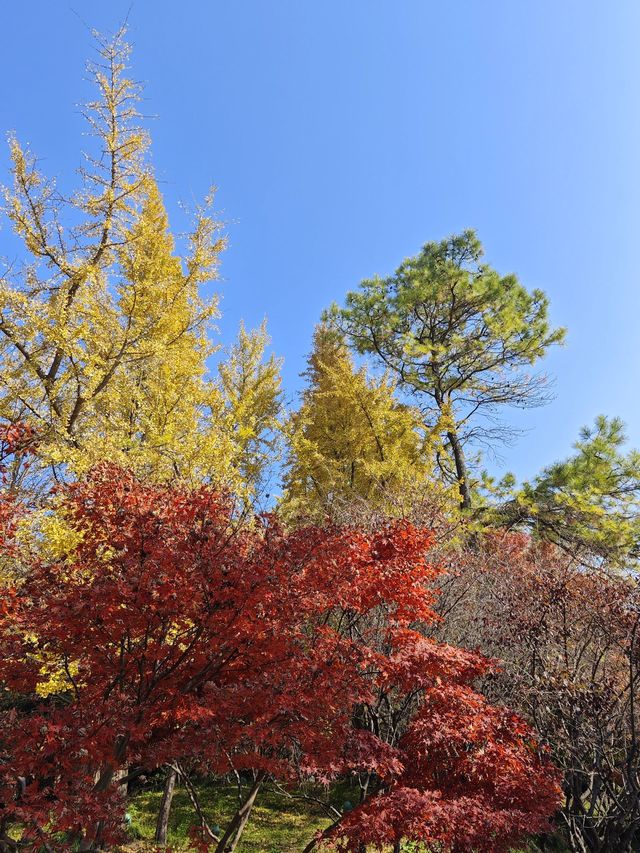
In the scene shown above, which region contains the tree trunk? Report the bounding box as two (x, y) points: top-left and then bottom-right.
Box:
(215, 772), (265, 853)
(227, 787), (259, 853)
(447, 429), (472, 509)
(154, 765), (178, 845)
(78, 734), (129, 851)
(301, 815), (343, 853)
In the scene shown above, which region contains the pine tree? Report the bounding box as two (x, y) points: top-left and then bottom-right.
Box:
(330, 230), (565, 509)
(487, 415), (640, 567)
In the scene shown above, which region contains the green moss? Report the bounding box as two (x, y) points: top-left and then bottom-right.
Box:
(121, 781), (562, 852)
(123, 781), (333, 852)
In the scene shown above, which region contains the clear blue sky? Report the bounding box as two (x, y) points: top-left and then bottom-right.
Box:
(2, 1), (639, 482)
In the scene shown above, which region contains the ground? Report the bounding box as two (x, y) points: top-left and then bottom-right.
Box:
(119, 779), (555, 852)
(122, 780), (334, 852)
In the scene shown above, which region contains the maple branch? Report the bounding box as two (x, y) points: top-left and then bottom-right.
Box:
(270, 781), (341, 820)
(300, 814), (343, 853)
(172, 763), (221, 844)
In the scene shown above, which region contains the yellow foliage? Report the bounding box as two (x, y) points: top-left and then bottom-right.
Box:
(280, 324), (452, 523)
(215, 321), (283, 502)
(35, 653), (79, 698)
(37, 510), (85, 562)
(0, 31), (283, 504)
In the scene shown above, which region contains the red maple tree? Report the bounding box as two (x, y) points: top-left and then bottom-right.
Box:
(0, 464), (561, 851)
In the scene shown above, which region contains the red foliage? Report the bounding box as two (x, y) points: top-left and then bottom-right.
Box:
(0, 465), (561, 850)
(338, 690), (558, 852)
(332, 640), (559, 852)
(0, 422), (35, 548)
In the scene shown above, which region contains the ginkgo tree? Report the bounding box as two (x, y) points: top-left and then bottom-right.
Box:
(0, 29), (281, 501)
(280, 323), (452, 524)
(215, 321), (283, 506)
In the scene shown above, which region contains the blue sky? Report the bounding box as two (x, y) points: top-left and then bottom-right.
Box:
(1, 1), (639, 482)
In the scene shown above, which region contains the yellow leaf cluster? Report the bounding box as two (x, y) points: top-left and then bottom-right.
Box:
(280, 324), (451, 523)
(0, 31), (283, 505)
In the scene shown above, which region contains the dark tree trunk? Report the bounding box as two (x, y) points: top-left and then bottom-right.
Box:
(155, 765), (178, 845)
(214, 772), (265, 853)
(227, 782), (261, 853)
(447, 429), (472, 509)
(78, 734), (129, 851)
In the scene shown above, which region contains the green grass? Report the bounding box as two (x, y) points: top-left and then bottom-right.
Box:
(124, 780), (335, 852)
(122, 780), (560, 852)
